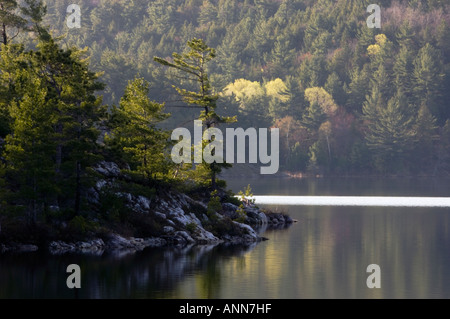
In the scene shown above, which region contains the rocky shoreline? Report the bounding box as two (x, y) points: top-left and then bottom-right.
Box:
(0, 162), (293, 255)
(1, 208), (292, 255)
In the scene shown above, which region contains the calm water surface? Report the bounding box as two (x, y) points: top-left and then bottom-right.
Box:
(1, 177), (449, 299)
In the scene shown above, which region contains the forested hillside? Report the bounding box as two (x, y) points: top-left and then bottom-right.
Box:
(2, 0), (450, 179)
(33, 0), (449, 176)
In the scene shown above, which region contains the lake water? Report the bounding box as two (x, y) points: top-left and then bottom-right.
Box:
(1, 177), (450, 299)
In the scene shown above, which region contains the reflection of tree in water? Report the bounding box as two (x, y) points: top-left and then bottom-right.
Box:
(0, 243), (259, 299)
(197, 246), (224, 299)
(194, 244), (258, 299)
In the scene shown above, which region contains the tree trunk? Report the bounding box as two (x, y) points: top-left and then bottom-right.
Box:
(326, 134), (331, 164)
(144, 143), (149, 179)
(55, 122), (63, 174)
(211, 166), (217, 190)
(1, 3), (7, 46)
(2, 22), (7, 46)
(74, 161), (81, 215)
(31, 175), (37, 226)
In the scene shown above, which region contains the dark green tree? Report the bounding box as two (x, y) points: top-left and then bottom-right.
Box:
(154, 38), (235, 189)
(324, 72), (346, 107)
(0, 0), (25, 45)
(346, 65), (371, 114)
(107, 77), (171, 180)
(20, 0), (48, 38)
(33, 38), (105, 216)
(413, 104), (438, 173)
(393, 45), (414, 101)
(436, 20), (450, 64)
(0, 0), (47, 46)
(3, 78), (56, 222)
(299, 54), (327, 88)
(371, 63), (393, 105)
(363, 92), (416, 173)
(413, 43), (445, 121)
(396, 21), (416, 51)
(301, 100), (326, 132)
(1, 34), (105, 217)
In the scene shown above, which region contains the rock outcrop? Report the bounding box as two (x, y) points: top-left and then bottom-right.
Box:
(1, 161), (293, 255)
(1, 243), (39, 253)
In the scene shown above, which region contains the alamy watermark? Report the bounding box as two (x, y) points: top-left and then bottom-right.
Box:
(67, 4), (81, 29)
(66, 264), (81, 289)
(171, 120), (280, 175)
(366, 264), (381, 289)
(367, 4), (381, 29)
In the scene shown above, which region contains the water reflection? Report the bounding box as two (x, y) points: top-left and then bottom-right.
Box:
(207, 206), (450, 299)
(0, 243), (261, 299)
(1, 177), (450, 299)
(1, 205), (449, 299)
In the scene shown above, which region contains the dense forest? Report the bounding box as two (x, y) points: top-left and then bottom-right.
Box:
(4, 0), (450, 176)
(34, 0), (450, 176)
(1, 0), (450, 235)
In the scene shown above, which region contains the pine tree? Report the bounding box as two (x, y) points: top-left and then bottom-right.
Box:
(100, 49), (138, 104)
(393, 45), (414, 102)
(0, 0), (47, 46)
(0, 1), (46, 141)
(147, 0), (175, 34)
(436, 20), (450, 64)
(363, 85), (383, 123)
(354, 25), (375, 67)
(154, 38), (235, 189)
(265, 78), (291, 121)
(396, 21), (415, 51)
(364, 92), (416, 173)
(4, 78), (57, 223)
(20, 0), (48, 38)
(324, 72), (346, 107)
(108, 78), (171, 180)
(216, 45), (244, 87)
(199, 0), (217, 26)
(0, 41), (27, 138)
(298, 54), (327, 88)
(0, 0), (25, 45)
(413, 43), (445, 121)
(346, 65), (371, 114)
(285, 75), (306, 120)
(1, 34), (105, 217)
(266, 36), (295, 77)
(35, 38), (105, 215)
(301, 100), (326, 132)
(371, 63), (393, 105)
(413, 104), (438, 173)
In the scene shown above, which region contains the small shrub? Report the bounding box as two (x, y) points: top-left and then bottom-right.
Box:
(237, 184), (255, 206)
(186, 222), (197, 234)
(216, 179), (227, 189)
(234, 205), (247, 223)
(98, 191), (132, 222)
(207, 190), (222, 217)
(67, 215), (96, 238)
